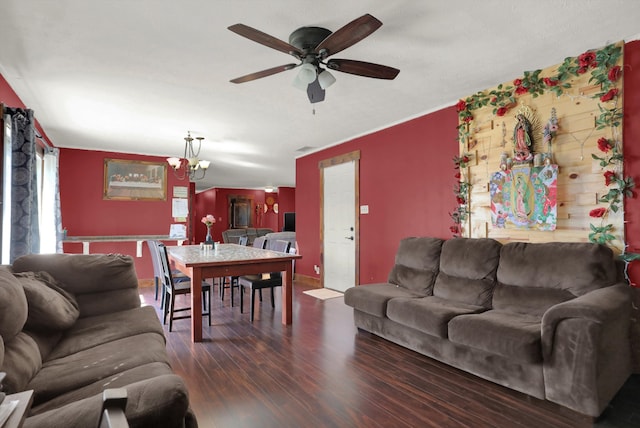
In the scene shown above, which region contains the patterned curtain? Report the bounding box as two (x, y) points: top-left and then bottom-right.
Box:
(6, 107), (39, 262)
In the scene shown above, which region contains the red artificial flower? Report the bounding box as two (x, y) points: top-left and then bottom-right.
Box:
(577, 67), (588, 74)
(515, 86), (528, 95)
(456, 196), (466, 205)
(513, 78), (522, 86)
(578, 51), (596, 68)
(600, 88), (619, 102)
(454, 172), (461, 179)
(496, 107), (508, 117)
(490, 97), (497, 104)
(462, 155), (470, 163)
(456, 100), (467, 112)
(463, 116), (472, 123)
(543, 77), (559, 87)
(597, 137), (613, 153)
(449, 225), (459, 234)
(589, 207), (607, 218)
(604, 170), (616, 186)
(608, 65), (622, 82)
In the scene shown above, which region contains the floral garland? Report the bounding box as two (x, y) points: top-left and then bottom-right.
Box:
(453, 43), (638, 263)
(450, 154), (472, 236)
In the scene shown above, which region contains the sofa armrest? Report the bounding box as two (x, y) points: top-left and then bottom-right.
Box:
(540, 283), (632, 416)
(541, 283), (630, 358)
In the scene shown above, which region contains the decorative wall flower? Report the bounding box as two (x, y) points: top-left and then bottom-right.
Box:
(597, 137), (613, 153)
(604, 170), (616, 186)
(600, 88), (619, 102)
(608, 65), (622, 82)
(578, 51), (597, 68)
(589, 207), (607, 218)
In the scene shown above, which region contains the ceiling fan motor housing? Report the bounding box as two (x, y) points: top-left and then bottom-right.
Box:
(288, 27), (332, 55)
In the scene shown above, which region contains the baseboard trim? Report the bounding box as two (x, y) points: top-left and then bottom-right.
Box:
(295, 273), (321, 288)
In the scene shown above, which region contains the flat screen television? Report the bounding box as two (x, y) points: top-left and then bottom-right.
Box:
(283, 212), (295, 232)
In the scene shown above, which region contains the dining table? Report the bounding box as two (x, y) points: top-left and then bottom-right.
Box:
(166, 243), (302, 342)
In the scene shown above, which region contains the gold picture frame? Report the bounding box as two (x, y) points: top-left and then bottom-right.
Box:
(103, 158), (167, 201)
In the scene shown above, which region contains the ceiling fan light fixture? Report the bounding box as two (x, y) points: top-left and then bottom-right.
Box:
(297, 63), (317, 84)
(292, 73), (308, 90)
(318, 69), (336, 89)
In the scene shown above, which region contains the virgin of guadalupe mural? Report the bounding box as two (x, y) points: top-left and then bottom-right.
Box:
(490, 164), (558, 231)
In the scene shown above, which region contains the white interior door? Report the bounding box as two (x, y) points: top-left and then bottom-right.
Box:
(323, 160), (356, 292)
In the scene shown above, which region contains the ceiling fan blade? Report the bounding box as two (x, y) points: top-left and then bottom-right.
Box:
(314, 14), (382, 57)
(230, 63), (298, 84)
(326, 59), (400, 80)
(228, 24), (303, 57)
(307, 78), (325, 103)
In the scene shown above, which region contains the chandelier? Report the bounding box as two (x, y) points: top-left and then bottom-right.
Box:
(166, 131), (210, 181)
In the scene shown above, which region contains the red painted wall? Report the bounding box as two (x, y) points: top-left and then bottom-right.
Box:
(277, 186), (296, 232)
(193, 188), (277, 243)
(623, 40), (640, 286)
(0, 74), (53, 147)
(59, 148), (186, 279)
(295, 107), (459, 283)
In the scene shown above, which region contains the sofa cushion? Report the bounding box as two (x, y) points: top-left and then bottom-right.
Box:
(433, 238), (501, 307)
(28, 332), (169, 405)
(1, 332), (42, 393)
(448, 310), (542, 363)
(493, 283), (575, 317)
(15, 271), (80, 331)
(497, 241), (617, 296)
(0, 266), (28, 339)
(387, 296), (486, 338)
(47, 306), (165, 360)
(344, 283), (424, 317)
(24, 374), (191, 428)
(30, 362), (175, 415)
(388, 237), (443, 294)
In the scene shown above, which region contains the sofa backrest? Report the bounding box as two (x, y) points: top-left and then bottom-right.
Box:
(388, 237), (444, 295)
(12, 253), (140, 318)
(494, 241), (619, 316)
(433, 238), (502, 308)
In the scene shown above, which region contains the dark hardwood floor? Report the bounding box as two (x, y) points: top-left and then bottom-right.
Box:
(140, 283), (639, 428)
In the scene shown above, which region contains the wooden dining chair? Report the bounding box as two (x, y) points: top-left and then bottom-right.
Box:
(157, 243), (212, 332)
(220, 236), (265, 305)
(238, 239), (291, 322)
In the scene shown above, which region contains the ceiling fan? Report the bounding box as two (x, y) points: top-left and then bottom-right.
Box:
(228, 14), (400, 103)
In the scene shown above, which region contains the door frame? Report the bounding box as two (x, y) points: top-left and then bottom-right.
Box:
(319, 150), (360, 288)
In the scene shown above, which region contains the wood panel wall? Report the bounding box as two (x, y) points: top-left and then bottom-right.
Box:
(459, 43), (625, 251)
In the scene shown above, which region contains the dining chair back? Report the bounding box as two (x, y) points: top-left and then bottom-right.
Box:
(157, 243), (212, 332)
(253, 236), (267, 249)
(220, 234), (259, 303)
(238, 240), (292, 322)
(146, 240), (162, 302)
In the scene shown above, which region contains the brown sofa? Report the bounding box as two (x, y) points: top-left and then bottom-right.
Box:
(221, 228), (273, 245)
(0, 253), (196, 428)
(344, 237), (632, 417)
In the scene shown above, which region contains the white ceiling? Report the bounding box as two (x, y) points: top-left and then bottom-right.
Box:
(0, 1), (638, 191)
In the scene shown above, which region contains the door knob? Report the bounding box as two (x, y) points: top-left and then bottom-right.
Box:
(345, 236), (354, 240)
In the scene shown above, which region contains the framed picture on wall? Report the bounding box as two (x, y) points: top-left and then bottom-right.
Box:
(103, 158), (167, 201)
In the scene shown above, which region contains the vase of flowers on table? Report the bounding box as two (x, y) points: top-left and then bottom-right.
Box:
(201, 214), (215, 244)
